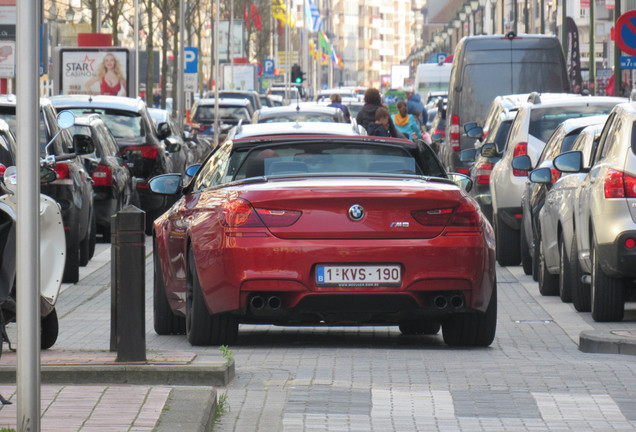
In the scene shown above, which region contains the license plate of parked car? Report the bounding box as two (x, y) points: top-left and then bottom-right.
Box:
(316, 265), (401, 287)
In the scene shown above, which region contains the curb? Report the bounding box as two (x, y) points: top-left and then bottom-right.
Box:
(0, 361), (235, 386)
(154, 386), (218, 432)
(579, 330), (636, 356)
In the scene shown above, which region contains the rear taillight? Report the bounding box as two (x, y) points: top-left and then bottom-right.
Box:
(450, 115), (460, 152)
(0, 163), (5, 177)
(604, 169), (636, 198)
(447, 198), (481, 227)
(122, 145), (159, 160)
(92, 165), (113, 186)
(512, 142), (528, 177)
(411, 208), (454, 226)
(198, 124), (208, 132)
(475, 162), (494, 185)
(222, 198), (301, 228)
(433, 129), (446, 138)
(550, 167), (561, 184)
(457, 168), (469, 175)
(55, 163), (70, 179)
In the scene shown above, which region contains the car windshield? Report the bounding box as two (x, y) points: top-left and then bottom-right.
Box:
(193, 106), (249, 121)
(529, 104), (617, 143)
(259, 114), (337, 123)
(65, 108), (143, 138)
(230, 142), (426, 181)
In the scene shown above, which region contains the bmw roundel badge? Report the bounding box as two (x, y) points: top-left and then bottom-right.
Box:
(349, 204), (364, 221)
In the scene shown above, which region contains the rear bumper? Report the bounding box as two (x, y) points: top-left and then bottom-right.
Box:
(598, 231), (636, 278)
(181, 232), (496, 323)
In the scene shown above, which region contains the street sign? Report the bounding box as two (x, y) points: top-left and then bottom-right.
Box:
(616, 10), (636, 56)
(184, 47), (198, 73)
(620, 56), (636, 69)
(264, 58), (274, 75)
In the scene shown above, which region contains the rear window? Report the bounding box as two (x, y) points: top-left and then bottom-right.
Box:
(259, 114), (338, 123)
(529, 104), (617, 143)
(65, 108), (143, 138)
(192, 105), (250, 122)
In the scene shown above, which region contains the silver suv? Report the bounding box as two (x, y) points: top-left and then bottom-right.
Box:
(490, 93), (625, 266)
(554, 97), (636, 321)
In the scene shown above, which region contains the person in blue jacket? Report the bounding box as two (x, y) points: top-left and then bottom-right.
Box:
(392, 100), (421, 142)
(405, 87), (427, 126)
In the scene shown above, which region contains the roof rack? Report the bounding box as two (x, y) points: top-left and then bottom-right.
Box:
(527, 92), (541, 104)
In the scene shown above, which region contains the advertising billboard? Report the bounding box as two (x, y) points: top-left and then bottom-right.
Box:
(54, 47), (136, 97)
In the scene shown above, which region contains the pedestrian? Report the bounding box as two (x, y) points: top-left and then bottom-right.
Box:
(405, 87), (427, 126)
(356, 87), (404, 138)
(328, 94), (351, 122)
(392, 100), (421, 142)
(366, 107), (391, 137)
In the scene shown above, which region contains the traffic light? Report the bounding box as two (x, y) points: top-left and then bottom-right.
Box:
(291, 64), (303, 84)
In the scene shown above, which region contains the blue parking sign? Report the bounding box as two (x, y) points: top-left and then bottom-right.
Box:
(184, 47), (198, 74)
(264, 59), (275, 75)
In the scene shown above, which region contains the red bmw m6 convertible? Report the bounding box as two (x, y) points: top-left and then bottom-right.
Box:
(150, 133), (496, 347)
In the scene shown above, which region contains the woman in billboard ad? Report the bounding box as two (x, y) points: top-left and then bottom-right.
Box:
(85, 53), (127, 96)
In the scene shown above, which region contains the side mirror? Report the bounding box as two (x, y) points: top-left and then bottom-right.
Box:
(463, 122), (478, 133)
(57, 110), (75, 129)
(460, 148), (477, 163)
(447, 173), (473, 193)
(1, 166), (16, 195)
(466, 126), (483, 139)
(149, 174), (182, 195)
(157, 122), (171, 140)
(186, 164), (200, 177)
(73, 134), (95, 155)
(512, 154), (532, 172)
(529, 167), (552, 184)
(165, 137), (181, 153)
(480, 143), (499, 158)
(431, 132), (443, 143)
(554, 151), (583, 173)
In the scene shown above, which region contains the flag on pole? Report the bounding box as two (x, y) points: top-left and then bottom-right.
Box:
(307, 0), (322, 32)
(319, 31), (332, 56)
(273, 0), (295, 28)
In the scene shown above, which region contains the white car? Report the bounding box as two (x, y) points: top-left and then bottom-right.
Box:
(490, 92), (625, 266)
(537, 122), (605, 309)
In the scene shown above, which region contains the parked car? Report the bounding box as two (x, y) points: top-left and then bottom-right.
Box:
(536, 122), (606, 308)
(149, 133), (496, 347)
(0, 96), (95, 283)
(215, 90), (262, 113)
(553, 98), (636, 321)
(148, 107), (210, 165)
(489, 93), (625, 267)
(252, 105), (347, 123)
(189, 98), (253, 143)
(49, 95), (185, 233)
(460, 109), (518, 224)
(517, 115), (611, 294)
(69, 115), (137, 240)
(443, 32), (570, 174)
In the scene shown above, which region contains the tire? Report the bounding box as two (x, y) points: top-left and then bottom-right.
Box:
(570, 236), (590, 312)
(538, 237), (559, 296)
(62, 235), (80, 284)
(41, 309), (59, 350)
(558, 235), (572, 303)
(442, 281), (497, 347)
(186, 247), (238, 345)
(495, 213), (521, 266)
(153, 240), (185, 335)
(531, 233), (539, 281)
(79, 225), (90, 267)
(520, 221), (533, 275)
(591, 242), (625, 322)
(398, 320), (440, 335)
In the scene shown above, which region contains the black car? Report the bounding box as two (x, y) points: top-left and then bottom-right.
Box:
(189, 98), (253, 143)
(70, 115), (138, 240)
(0, 96), (95, 283)
(149, 107), (211, 165)
(49, 95), (184, 233)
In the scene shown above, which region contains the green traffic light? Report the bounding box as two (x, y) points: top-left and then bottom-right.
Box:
(295, 77), (302, 83)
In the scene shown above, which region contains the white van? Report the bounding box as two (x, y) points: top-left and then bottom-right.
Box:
(414, 63), (452, 105)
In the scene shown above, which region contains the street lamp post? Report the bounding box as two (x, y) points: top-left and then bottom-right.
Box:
(471, 0), (479, 35)
(490, 0), (498, 34)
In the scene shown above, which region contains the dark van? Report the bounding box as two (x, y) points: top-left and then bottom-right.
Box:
(442, 32), (570, 173)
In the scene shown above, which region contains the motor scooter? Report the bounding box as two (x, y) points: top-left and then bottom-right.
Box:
(0, 110), (80, 353)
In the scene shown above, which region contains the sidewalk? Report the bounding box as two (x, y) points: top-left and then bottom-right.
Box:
(0, 240), (233, 432)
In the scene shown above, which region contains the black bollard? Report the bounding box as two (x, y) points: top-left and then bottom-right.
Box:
(110, 205), (146, 362)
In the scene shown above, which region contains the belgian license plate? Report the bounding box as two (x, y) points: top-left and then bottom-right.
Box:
(316, 265), (401, 287)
